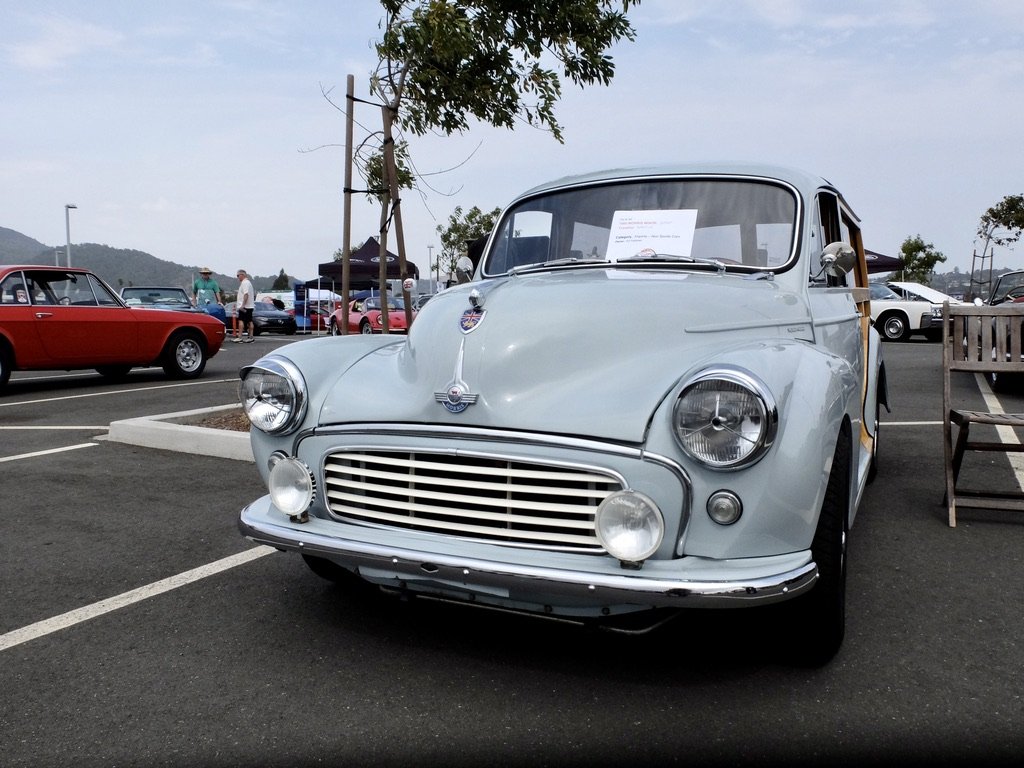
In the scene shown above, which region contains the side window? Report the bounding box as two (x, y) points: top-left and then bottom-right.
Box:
(488, 210), (553, 272)
(88, 274), (120, 306)
(812, 192), (849, 287)
(23, 272), (58, 304)
(1, 273), (28, 304)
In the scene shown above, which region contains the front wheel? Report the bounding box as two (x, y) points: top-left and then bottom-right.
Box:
(96, 365), (132, 380)
(360, 321), (373, 335)
(329, 319), (341, 336)
(0, 341), (12, 389)
(161, 331), (207, 379)
(867, 392), (880, 484)
(988, 371), (1023, 393)
(877, 312), (908, 342)
(782, 431), (850, 666)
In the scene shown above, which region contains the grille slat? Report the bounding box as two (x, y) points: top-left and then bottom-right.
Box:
(326, 489), (598, 530)
(324, 478), (607, 514)
(323, 449), (623, 551)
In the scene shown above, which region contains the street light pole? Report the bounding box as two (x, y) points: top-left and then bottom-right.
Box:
(64, 203), (77, 267)
(428, 244), (435, 289)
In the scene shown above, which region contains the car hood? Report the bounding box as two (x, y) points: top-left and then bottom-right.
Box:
(318, 269), (813, 443)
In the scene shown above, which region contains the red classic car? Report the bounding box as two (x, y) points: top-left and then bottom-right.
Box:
(328, 296), (413, 335)
(0, 265), (226, 388)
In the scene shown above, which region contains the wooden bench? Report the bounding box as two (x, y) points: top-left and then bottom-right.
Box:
(942, 301), (1024, 526)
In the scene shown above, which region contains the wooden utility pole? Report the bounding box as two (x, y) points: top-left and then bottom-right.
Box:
(341, 74), (354, 334)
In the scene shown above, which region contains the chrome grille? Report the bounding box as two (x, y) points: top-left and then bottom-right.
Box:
(323, 450), (623, 552)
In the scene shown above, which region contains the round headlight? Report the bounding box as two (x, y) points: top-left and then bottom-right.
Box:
(595, 490), (664, 564)
(239, 357), (307, 434)
(268, 456), (315, 517)
(673, 368), (777, 469)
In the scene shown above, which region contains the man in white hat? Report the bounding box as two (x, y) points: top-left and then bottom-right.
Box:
(192, 267), (224, 309)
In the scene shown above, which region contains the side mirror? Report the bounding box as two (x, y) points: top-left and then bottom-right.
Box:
(820, 242), (856, 278)
(455, 255), (474, 284)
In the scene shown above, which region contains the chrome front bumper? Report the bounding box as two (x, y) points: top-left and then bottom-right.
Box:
(239, 498), (818, 612)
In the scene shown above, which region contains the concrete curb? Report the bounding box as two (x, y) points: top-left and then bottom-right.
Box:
(102, 404), (254, 462)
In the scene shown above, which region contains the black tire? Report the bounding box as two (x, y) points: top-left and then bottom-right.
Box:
(867, 393), (880, 484)
(95, 365), (132, 380)
(783, 431), (850, 666)
(0, 341), (12, 389)
(988, 371), (1023, 393)
(302, 554), (349, 582)
(329, 319), (341, 336)
(877, 312), (908, 342)
(360, 321), (373, 335)
(161, 331), (207, 379)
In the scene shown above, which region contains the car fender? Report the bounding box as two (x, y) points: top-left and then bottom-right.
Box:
(644, 339), (861, 560)
(245, 335), (404, 469)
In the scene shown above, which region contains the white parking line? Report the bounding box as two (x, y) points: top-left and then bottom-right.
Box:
(0, 426), (109, 430)
(976, 373), (1024, 489)
(0, 377), (236, 409)
(0, 546), (275, 652)
(0, 442), (100, 463)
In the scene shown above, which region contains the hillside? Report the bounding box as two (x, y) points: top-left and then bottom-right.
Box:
(0, 225), (284, 291)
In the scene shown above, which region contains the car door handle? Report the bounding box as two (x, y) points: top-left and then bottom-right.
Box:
(35, 312), (53, 318)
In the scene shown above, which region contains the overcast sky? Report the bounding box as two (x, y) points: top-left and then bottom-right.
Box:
(3, 0), (1023, 281)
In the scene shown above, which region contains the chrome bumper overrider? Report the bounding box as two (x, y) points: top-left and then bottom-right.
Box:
(239, 499), (818, 610)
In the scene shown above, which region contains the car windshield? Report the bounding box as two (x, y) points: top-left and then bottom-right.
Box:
(869, 283), (902, 301)
(483, 177), (798, 276)
(365, 298), (405, 311)
(122, 288), (191, 307)
(991, 272), (1024, 303)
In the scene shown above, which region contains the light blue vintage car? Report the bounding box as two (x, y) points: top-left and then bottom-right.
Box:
(238, 163), (887, 664)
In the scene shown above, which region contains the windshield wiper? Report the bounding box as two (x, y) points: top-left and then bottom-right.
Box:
(543, 256), (607, 267)
(616, 252), (727, 273)
(508, 256), (606, 275)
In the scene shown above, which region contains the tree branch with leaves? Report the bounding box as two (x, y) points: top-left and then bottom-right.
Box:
(436, 205), (503, 278)
(368, 0), (640, 309)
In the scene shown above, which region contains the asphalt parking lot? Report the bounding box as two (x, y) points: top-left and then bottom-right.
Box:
(1, 337), (1023, 767)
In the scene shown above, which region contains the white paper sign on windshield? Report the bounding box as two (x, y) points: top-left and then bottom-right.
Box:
(606, 209), (698, 261)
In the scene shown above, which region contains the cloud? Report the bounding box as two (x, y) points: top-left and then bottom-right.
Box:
(6, 13), (123, 71)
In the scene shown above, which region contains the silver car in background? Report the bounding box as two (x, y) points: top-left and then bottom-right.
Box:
(238, 163), (887, 665)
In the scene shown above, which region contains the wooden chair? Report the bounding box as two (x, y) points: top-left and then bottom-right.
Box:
(942, 301), (1024, 526)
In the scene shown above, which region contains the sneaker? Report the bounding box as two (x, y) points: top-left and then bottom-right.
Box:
(231, 337), (242, 343)
(244, 338), (255, 343)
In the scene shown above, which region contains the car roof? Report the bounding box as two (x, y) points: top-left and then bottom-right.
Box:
(2, 265), (91, 273)
(514, 162), (839, 201)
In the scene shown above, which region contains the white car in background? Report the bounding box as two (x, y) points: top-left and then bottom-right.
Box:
(887, 281), (963, 338)
(868, 282), (935, 341)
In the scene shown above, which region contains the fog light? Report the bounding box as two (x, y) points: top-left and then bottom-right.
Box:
(268, 456), (315, 518)
(707, 490), (742, 525)
(595, 490), (664, 564)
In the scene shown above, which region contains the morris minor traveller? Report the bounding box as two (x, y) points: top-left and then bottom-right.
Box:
(238, 163), (887, 664)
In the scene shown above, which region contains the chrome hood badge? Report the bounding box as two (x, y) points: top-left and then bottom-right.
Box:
(459, 288), (486, 333)
(435, 339), (478, 413)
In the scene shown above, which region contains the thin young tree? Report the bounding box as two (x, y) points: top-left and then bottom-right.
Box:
(370, 0), (640, 316)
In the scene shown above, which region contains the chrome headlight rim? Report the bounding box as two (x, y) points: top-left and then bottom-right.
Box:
(595, 489), (665, 565)
(672, 366), (778, 470)
(268, 454), (316, 518)
(239, 355), (308, 435)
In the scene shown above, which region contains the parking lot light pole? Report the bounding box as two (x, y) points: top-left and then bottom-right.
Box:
(65, 203), (77, 267)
